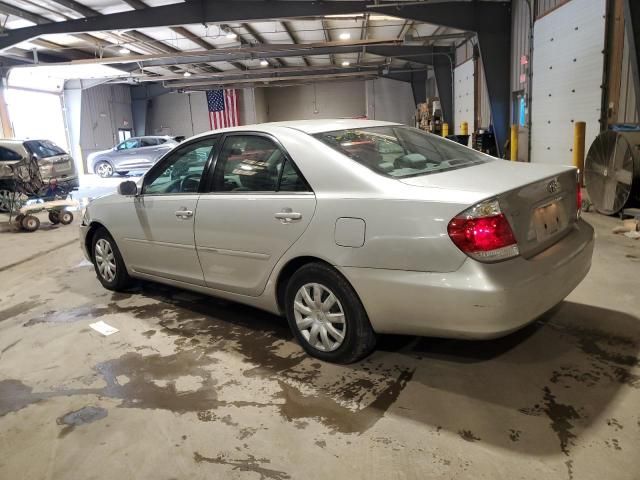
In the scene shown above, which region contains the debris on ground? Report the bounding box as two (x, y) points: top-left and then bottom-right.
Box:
(612, 218), (639, 236)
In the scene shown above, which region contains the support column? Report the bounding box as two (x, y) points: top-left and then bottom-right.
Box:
(62, 86), (83, 174)
(624, 0), (640, 117)
(410, 70), (427, 106)
(0, 77), (14, 138)
(433, 57), (454, 127)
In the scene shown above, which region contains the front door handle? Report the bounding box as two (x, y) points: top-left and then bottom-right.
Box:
(175, 208), (193, 219)
(274, 209), (302, 224)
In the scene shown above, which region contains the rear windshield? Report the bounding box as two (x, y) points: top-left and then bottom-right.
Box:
(24, 140), (66, 158)
(314, 126), (492, 178)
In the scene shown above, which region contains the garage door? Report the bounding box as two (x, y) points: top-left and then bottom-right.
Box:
(531, 0), (606, 164)
(454, 60), (474, 137)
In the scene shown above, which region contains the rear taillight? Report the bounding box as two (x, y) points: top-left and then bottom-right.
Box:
(447, 199), (519, 262)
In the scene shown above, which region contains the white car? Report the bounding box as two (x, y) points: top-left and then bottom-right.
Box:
(80, 119), (594, 363)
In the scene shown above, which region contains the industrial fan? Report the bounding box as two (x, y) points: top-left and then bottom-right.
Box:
(584, 130), (640, 215)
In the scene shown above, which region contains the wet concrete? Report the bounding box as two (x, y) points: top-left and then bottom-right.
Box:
(0, 211), (639, 479)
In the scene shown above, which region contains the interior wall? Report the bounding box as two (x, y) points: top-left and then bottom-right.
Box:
(79, 84), (133, 171)
(365, 78), (415, 125)
(146, 91), (209, 137)
(254, 87), (268, 124)
(264, 81), (366, 121)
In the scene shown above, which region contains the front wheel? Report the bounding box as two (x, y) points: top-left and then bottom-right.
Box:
(91, 227), (132, 291)
(95, 161), (113, 178)
(285, 263), (376, 364)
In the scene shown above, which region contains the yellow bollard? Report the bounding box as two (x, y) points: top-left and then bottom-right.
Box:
(442, 122), (449, 138)
(573, 121), (586, 186)
(510, 124), (519, 162)
(460, 121), (468, 135)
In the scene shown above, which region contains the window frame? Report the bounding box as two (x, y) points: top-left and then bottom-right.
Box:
(202, 131), (312, 195)
(141, 134), (220, 196)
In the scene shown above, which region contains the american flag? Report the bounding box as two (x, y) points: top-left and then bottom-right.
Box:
(206, 89), (239, 129)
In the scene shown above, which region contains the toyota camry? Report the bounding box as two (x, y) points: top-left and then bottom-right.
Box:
(80, 119), (594, 363)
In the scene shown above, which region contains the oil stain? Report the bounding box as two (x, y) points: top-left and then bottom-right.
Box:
(57, 406), (108, 437)
(458, 430), (481, 442)
(23, 305), (112, 327)
(193, 452), (290, 480)
(0, 301), (42, 323)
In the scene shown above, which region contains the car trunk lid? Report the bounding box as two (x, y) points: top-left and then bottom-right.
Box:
(400, 160), (579, 258)
(39, 154), (76, 180)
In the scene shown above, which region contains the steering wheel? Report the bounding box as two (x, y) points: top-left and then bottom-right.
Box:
(179, 173), (201, 193)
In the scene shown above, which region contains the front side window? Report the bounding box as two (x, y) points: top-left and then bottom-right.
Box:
(117, 139), (140, 150)
(314, 126), (492, 178)
(24, 140), (66, 158)
(213, 135), (308, 192)
(143, 138), (217, 195)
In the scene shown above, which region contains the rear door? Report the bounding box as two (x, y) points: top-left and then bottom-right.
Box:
(120, 136), (218, 284)
(195, 133), (316, 296)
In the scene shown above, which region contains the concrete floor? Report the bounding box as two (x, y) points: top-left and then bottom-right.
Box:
(0, 209), (638, 480)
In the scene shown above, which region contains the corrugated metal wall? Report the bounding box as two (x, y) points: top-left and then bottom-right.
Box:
(79, 84), (133, 171)
(537, 0), (571, 17)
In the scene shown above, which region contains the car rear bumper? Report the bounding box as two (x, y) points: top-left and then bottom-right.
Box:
(340, 219), (595, 339)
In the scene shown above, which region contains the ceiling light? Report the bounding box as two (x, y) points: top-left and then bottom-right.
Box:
(183, 71), (192, 77)
(119, 47), (131, 54)
(259, 59), (269, 67)
(226, 31), (237, 39)
(339, 32), (351, 40)
(341, 60), (350, 67)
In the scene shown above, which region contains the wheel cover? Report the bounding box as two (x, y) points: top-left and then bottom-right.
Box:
(293, 283), (346, 352)
(95, 238), (117, 282)
(97, 163), (113, 177)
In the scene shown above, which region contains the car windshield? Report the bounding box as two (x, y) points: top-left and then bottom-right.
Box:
(314, 126), (492, 178)
(24, 140), (66, 158)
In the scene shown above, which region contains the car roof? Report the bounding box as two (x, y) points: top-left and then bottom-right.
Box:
(188, 119), (402, 141)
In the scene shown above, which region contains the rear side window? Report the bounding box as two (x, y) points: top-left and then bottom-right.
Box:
(141, 138), (159, 147)
(0, 147), (22, 161)
(212, 135), (309, 192)
(314, 126), (492, 178)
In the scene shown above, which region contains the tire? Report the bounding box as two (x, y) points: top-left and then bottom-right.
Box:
(116, 171), (129, 176)
(284, 262), (376, 364)
(49, 211), (60, 224)
(91, 227), (132, 291)
(21, 215), (40, 232)
(14, 214), (25, 230)
(59, 211), (73, 225)
(95, 161), (113, 178)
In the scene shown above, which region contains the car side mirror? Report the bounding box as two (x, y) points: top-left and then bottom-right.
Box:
(118, 180), (138, 196)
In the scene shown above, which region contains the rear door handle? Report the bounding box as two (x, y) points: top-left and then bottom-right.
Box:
(175, 209), (193, 219)
(274, 209), (302, 223)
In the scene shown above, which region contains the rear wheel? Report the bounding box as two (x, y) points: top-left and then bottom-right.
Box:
(116, 171), (129, 176)
(91, 227), (132, 291)
(285, 263), (376, 364)
(48, 211), (60, 224)
(59, 211), (73, 225)
(95, 161), (113, 178)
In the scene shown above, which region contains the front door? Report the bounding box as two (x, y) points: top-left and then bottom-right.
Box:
(195, 133), (316, 296)
(122, 137), (218, 285)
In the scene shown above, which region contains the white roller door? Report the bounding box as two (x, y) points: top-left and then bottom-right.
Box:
(531, 0), (606, 164)
(454, 60), (474, 135)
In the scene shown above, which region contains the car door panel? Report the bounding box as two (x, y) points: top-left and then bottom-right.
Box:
(194, 133), (316, 297)
(195, 193), (316, 295)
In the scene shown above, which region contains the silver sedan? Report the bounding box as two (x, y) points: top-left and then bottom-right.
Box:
(80, 119), (594, 363)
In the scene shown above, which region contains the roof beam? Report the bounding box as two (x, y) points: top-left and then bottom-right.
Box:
(281, 21), (310, 67)
(0, 1), (370, 51)
(241, 22), (286, 67)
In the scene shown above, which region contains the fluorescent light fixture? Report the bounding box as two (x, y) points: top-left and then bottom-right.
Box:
(259, 59), (269, 66)
(339, 32), (351, 40)
(119, 47), (131, 54)
(341, 60), (350, 67)
(226, 31), (237, 39)
(183, 71), (192, 77)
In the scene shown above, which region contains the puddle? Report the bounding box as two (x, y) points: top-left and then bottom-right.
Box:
(57, 406), (108, 437)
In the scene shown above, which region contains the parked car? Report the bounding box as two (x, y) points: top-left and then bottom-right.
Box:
(0, 139), (79, 212)
(88, 136), (178, 178)
(80, 119), (594, 363)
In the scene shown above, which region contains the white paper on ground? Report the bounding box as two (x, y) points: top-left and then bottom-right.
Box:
(89, 320), (119, 336)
